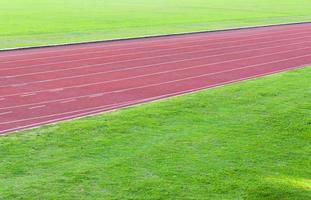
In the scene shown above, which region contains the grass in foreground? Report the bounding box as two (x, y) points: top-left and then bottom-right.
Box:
(1, 0), (311, 49)
(0, 67), (311, 199)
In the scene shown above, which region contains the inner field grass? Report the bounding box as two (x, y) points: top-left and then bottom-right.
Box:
(0, 67), (310, 199)
(1, 0), (311, 49)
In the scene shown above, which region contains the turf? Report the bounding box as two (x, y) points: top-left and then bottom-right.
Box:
(0, 67), (310, 199)
(1, 0), (311, 49)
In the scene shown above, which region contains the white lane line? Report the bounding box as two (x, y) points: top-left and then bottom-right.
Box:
(1, 41), (311, 98)
(3, 35), (311, 80)
(1, 24), (310, 60)
(29, 105), (46, 110)
(20, 93), (36, 97)
(88, 94), (104, 98)
(60, 99), (76, 104)
(49, 88), (64, 92)
(1, 28), (311, 66)
(0, 111), (12, 116)
(0, 53), (310, 111)
(2, 31), (311, 72)
(0, 63), (308, 129)
(11, 83), (27, 87)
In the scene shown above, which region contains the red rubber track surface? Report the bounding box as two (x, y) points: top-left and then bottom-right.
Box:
(1, 23), (311, 134)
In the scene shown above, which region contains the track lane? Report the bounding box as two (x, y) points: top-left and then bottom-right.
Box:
(1, 44), (310, 102)
(1, 52), (311, 121)
(0, 23), (310, 134)
(1, 33), (310, 85)
(0, 56), (309, 132)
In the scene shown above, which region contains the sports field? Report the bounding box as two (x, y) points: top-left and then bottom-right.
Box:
(1, 23), (311, 134)
(1, 0), (311, 49)
(1, 0), (311, 199)
(0, 67), (310, 199)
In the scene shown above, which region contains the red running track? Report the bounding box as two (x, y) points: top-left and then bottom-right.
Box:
(1, 23), (311, 134)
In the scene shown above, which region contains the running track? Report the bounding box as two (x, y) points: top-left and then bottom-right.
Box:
(1, 23), (311, 134)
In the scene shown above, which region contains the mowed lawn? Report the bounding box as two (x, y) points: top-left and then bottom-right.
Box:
(0, 67), (310, 199)
(1, 0), (311, 49)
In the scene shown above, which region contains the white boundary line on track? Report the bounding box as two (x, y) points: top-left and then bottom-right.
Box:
(29, 105), (46, 110)
(0, 21), (310, 56)
(2, 34), (311, 79)
(0, 111), (12, 116)
(1, 44), (311, 98)
(0, 53), (310, 112)
(1, 30), (311, 72)
(1, 27), (311, 64)
(0, 64), (309, 136)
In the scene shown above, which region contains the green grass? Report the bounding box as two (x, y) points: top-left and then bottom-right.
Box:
(1, 0), (311, 49)
(0, 67), (310, 199)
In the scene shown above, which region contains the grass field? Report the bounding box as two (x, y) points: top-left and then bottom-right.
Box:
(1, 0), (311, 49)
(0, 67), (310, 199)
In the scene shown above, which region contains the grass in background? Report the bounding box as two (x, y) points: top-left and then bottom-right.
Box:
(0, 0), (311, 49)
(0, 67), (310, 199)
